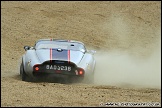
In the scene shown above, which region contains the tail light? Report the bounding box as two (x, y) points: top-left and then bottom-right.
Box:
(77, 68), (85, 76)
(35, 67), (39, 71)
(79, 70), (83, 75)
(33, 64), (40, 72)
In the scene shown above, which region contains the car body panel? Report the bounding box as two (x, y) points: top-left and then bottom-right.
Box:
(21, 39), (96, 82)
(35, 49), (84, 65)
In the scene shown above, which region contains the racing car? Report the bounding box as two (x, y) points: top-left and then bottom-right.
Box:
(20, 39), (96, 83)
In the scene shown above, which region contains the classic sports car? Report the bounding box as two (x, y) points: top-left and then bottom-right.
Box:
(20, 39), (96, 83)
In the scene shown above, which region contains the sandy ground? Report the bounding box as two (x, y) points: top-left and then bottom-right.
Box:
(1, 1), (161, 107)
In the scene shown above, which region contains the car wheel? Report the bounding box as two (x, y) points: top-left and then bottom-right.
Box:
(20, 63), (30, 82)
(83, 72), (94, 84)
(89, 73), (94, 84)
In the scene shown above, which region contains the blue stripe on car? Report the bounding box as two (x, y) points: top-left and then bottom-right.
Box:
(52, 49), (68, 62)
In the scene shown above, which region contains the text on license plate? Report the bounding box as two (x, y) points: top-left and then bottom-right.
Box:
(46, 65), (71, 71)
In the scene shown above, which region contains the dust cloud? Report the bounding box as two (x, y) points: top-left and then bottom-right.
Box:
(93, 13), (161, 89)
(94, 48), (161, 89)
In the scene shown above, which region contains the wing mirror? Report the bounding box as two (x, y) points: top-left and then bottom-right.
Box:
(80, 49), (86, 53)
(24, 46), (30, 51)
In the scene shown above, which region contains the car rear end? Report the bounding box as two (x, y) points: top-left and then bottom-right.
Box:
(32, 60), (85, 83)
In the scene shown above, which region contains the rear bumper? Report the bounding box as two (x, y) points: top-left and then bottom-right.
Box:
(33, 71), (83, 77)
(32, 72), (84, 82)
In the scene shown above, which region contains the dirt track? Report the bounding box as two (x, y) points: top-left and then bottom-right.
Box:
(1, 1), (161, 107)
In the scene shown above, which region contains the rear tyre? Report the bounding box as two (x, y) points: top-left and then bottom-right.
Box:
(88, 73), (94, 84)
(83, 73), (94, 84)
(20, 63), (31, 82)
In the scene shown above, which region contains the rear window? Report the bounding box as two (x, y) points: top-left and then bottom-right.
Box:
(35, 41), (86, 52)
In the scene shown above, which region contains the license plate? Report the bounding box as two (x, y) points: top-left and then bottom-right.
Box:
(46, 65), (71, 71)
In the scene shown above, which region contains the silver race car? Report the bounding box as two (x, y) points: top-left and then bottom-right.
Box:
(20, 39), (96, 83)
